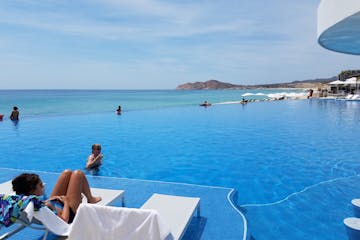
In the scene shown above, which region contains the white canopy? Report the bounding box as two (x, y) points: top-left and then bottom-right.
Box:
(318, 0), (360, 54)
(344, 77), (357, 84)
(329, 80), (344, 85)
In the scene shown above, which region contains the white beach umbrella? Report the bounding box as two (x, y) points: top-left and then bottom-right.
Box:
(329, 80), (344, 94)
(329, 80), (344, 85)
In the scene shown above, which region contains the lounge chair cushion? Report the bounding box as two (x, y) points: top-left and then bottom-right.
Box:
(141, 194), (200, 240)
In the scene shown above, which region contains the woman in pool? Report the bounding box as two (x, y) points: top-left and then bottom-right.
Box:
(86, 144), (103, 171)
(12, 170), (101, 223)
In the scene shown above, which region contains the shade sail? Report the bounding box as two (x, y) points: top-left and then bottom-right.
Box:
(318, 0), (360, 55)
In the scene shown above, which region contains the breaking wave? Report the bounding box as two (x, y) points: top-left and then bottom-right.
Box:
(242, 91), (307, 99)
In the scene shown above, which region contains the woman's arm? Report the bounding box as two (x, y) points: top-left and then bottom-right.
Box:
(45, 195), (70, 223)
(86, 154), (103, 169)
(58, 196), (71, 223)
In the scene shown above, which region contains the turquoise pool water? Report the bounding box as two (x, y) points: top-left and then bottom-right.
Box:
(1, 90), (360, 239)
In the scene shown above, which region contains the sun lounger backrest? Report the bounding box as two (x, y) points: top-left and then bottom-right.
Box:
(0, 181), (15, 195)
(140, 193), (200, 240)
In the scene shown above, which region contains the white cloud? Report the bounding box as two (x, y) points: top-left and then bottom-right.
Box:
(0, 0), (358, 89)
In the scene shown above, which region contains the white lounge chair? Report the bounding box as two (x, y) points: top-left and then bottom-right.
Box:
(0, 180), (124, 240)
(1, 180), (200, 240)
(69, 193), (200, 240)
(141, 193), (201, 240)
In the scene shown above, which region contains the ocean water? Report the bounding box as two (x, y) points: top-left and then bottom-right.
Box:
(0, 89), (307, 118)
(0, 89), (359, 240)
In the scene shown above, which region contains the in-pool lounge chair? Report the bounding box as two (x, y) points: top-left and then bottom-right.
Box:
(1, 178), (200, 240)
(68, 193), (200, 240)
(0, 180), (124, 240)
(141, 193), (201, 240)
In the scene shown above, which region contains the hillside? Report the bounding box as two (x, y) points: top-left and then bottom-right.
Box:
(176, 77), (337, 90)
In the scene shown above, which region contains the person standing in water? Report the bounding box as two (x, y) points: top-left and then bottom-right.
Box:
(116, 105), (122, 115)
(85, 144), (103, 172)
(10, 106), (19, 121)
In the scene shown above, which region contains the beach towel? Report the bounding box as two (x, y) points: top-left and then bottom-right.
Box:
(68, 203), (171, 240)
(0, 194), (44, 227)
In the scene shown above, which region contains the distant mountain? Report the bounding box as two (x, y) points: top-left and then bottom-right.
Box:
(176, 77), (337, 90)
(176, 80), (243, 90)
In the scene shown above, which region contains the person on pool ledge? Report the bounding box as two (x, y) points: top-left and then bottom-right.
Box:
(86, 144), (103, 171)
(12, 170), (101, 223)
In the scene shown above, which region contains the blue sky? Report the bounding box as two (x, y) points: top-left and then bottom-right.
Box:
(0, 0), (359, 89)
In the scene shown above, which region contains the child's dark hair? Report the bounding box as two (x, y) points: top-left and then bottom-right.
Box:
(92, 144), (101, 151)
(12, 173), (41, 195)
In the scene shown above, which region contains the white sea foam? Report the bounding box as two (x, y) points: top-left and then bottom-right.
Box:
(267, 92), (307, 99)
(214, 101), (241, 105)
(242, 92), (266, 96)
(242, 91), (307, 99)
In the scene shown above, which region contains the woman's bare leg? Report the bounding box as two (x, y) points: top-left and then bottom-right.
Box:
(65, 170), (101, 212)
(50, 169), (72, 197)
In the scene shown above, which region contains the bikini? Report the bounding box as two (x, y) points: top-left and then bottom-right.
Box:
(47, 199), (76, 223)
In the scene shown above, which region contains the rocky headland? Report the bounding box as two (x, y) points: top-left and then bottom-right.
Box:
(176, 77), (337, 90)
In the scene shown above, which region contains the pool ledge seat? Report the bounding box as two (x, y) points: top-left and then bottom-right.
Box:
(351, 199), (360, 217)
(344, 217), (360, 240)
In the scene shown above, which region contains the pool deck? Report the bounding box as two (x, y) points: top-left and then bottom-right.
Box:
(0, 168), (245, 240)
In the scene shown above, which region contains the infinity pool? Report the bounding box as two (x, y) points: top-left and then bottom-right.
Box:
(1, 99), (360, 239)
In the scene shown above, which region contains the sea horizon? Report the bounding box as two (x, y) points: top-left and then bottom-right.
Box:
(0, 88), (309, 118)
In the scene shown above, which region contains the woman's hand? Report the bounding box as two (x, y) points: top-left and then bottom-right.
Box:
(48, 195), (61, 201)
(59, 195), (69, 204)
(48, 195), (69, 203)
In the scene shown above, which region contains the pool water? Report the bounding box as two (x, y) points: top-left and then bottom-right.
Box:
(1, 98), (360, 239)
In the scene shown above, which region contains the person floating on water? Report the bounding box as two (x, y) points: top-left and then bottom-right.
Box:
(200, 101), (211, 107)
(240, 98), (248, 104)
(10, 106), (19, 121)
(86, 144), (103, 174)
(116, 105), (122, 115)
